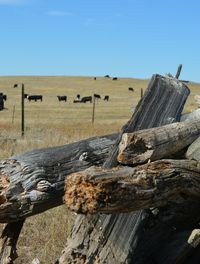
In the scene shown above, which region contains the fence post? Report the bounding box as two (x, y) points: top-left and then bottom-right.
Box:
(12, 104), (15, 124)
(175, 64), (182, 79)
(92, 95), (96, 123)
(21, 83), (25, 137)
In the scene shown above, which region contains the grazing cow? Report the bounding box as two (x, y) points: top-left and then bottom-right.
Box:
(28, 95), (43, 102)
(104, 95), (109, 101)
(0, 97), (4, 110)
(57, 95), (67, 102)
(80, 96), (92, 103)
(13, 84), (18, 88)
(0, 93), (7, 101)
(112, 77), (118, 80)
(94, 93), (101, 100)
(104, 75), (110, 78)
(128, 87), (134, 92)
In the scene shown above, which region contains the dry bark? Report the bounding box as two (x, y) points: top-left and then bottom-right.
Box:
(117, 119), (200, 165)
(57, 74), (191, 264)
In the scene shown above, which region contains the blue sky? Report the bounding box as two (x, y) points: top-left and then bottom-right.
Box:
(0, 0), (199, 82)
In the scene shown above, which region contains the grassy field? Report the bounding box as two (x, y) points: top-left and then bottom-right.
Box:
(0, 75), (199, 263)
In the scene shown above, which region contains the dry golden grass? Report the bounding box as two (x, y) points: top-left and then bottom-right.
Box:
(0, 75), (199, 263)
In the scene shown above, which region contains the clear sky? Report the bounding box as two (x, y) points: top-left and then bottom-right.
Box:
(0, 0), (199, 82)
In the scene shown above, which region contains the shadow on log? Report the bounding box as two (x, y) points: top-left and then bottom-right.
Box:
(0, 220), (24, 264)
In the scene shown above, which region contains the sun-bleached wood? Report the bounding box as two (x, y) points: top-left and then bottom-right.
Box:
(186, 136), (200, 162)
(117, 119), (200, 165)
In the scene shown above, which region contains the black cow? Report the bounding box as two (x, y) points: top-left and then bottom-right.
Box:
(94, 93), (101, 100)
(128, 87), (134, 92)
(13, 84), (18, 88)
(0, 97), (4, 110)
(0, 93), (7, 101)
(112, 77), (118, 80)
(104, 75), (110, 78)
(104, 95), (109, 101)
(80, 96), (92, 103)
(28, 95), (43, 102)
(57, 96), (67, 102)
(94, 77), (96, 80)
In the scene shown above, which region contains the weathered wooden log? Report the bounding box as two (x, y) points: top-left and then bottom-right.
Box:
(65, 159), (200, 214)
(58, 75), (190, 264)
(0, 220), (24, 264)
(186, 136), (200, 162)
(117, 119), (200, 165)
(181, 109), (200, 122)
(0, 133), (117, 223)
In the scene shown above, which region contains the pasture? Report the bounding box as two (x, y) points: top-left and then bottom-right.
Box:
(0, 75), (199, 263)
(0, 76), (148, 127)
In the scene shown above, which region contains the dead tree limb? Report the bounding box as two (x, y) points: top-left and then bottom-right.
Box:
(0, 134), (117, 223)
(117, 119), (200, 165)
(58, 74), (191, 264)
(0, 220), (24, 264)
(65, 159), (200, 214)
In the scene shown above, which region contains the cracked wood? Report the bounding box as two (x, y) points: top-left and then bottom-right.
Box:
(0, 134), (117, 223)
(65, 159), (200, 214)
(118, 119), (200, 165)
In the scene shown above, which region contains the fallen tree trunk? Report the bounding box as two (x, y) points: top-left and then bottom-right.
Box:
(0, 133), (117, 223)
(65, 159), (200, 214)
(58, 74), (191, 264)
(117, 119), (200, 165)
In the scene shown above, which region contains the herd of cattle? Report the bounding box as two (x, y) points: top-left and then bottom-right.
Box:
(0, 80), (135, 110)
(0, 92), (111, 110)
(22, 94), (110, 103)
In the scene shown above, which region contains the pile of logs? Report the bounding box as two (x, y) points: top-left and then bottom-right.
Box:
(1, 71), (200, 263)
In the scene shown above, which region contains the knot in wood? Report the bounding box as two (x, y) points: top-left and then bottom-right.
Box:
(79, 152), (88, 161)
(36, 180), (52, 192)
